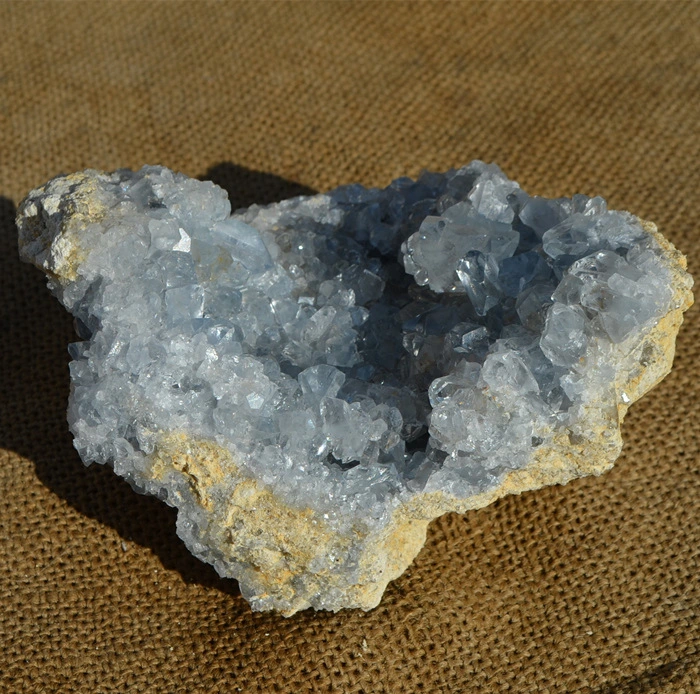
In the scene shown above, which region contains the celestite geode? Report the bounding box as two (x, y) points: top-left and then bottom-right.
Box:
(17, 162), (693, 615)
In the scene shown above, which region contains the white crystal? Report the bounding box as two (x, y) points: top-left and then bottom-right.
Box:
(16, 163), (693, 616)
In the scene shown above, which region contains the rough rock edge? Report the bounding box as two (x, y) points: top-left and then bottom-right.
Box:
(16, 172), (694, 615)
(143, 433), (430, 616)
(17, 171), (112, 282)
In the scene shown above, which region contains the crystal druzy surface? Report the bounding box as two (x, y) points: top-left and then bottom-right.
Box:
(17, 162), (692, 614)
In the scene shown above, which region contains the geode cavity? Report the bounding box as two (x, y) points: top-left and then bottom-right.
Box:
(17, 162), (693, 615)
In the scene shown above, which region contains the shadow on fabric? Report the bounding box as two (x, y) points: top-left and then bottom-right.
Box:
(588, 656), (693, 694)
(0, 165), (317, 599)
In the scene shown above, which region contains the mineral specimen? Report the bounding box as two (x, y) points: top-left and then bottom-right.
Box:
(17, 162), (692, 615)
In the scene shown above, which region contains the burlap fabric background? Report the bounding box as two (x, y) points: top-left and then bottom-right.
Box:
(1, 1), (698, 692)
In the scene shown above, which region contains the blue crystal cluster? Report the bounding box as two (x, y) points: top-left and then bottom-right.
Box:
(20, 162), (675, 522)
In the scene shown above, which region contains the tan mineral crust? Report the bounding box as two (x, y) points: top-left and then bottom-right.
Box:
(17, 166), (693, 615)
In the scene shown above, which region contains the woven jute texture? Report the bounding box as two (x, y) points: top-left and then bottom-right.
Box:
(1, 1), (698, 692)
